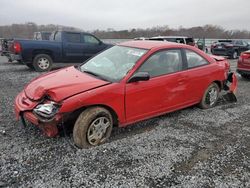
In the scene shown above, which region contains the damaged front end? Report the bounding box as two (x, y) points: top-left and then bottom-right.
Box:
(222, 72), (238, 102)
(211, 55), (238, 103)
(15, 91), (63, 137)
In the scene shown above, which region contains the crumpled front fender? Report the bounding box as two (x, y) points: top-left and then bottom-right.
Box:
(222, 72), (238, 102)
(224, 72), (238, 93)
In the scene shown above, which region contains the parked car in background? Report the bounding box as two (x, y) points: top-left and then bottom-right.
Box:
(15, 41), (237, 148)
(237, 50), (250, 79)
(33, 31), (52, 40)
(7, 31), (112, 72)
(211, 39), (250, 59)
(148, 36), (196, 46)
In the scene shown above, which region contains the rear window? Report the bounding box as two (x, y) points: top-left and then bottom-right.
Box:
(54, 32), (61, 41)
(42, 33), (51, 40)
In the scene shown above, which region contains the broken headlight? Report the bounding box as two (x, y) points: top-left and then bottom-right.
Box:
(33, 101), (60, 119)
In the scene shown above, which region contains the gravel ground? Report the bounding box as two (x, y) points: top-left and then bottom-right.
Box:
(0, 56), (249, 188)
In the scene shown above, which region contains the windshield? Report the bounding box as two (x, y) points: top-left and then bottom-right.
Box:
(80, 46), (147, 82)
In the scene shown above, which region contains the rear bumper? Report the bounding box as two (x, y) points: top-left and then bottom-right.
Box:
(236, 69), (250, 75)
(211, 49), (233, 57)
(4, 52), (22, 62)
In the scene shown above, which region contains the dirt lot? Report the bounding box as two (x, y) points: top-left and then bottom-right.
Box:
(0, 56), (249, 188)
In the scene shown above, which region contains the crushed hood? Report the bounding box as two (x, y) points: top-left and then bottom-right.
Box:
(24, 66), (110, 101)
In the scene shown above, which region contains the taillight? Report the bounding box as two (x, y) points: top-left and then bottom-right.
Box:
(13, 42), (21, 54)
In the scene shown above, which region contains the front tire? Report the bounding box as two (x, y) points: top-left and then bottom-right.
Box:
(199, 83), (220, 109)
(33, 54), (53, 72)
(73, 107), (113, 149)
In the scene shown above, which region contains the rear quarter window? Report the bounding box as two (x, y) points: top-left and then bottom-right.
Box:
(185, 50), (208, 69)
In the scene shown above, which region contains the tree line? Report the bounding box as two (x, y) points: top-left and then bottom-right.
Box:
(0, 23), (250, 39)
(0, 22), (81, 39)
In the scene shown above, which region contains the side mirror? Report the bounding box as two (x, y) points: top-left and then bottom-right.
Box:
(128, 72), (150, 83)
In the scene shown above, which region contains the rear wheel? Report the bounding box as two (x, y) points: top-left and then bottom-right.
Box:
(73, 107), (113, 149)
(199, 83), (220, 109)
(231, 51), (238, 59)
(33, 54), (53, 72)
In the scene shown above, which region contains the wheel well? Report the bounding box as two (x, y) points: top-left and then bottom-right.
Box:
(32, 50), (54, 61)
(71, 105), (119, 127)
(213, 80), (222, 90)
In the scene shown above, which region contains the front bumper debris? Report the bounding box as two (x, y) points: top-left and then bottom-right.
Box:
(15, 91), (61, 137)
(222, 72), (238, 102)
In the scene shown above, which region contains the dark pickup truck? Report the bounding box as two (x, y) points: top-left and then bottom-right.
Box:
(211, 39), (250, 59)
(8, 31), (111, 71)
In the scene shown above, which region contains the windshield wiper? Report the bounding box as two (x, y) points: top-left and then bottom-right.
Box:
(82, 70), (110, 82)
(83, 70), (99, 77)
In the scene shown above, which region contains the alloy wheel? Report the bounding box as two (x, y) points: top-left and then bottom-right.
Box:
(38, 58), (50, 70)
(87, 117), (111, 146)
(205, 87), (218, 106)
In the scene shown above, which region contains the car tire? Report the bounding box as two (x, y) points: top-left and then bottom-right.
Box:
(199, 83), (220, 109)
(33, 54), (53, 72)
(231, 51), (238, 59)
(73, 107), (113, 149)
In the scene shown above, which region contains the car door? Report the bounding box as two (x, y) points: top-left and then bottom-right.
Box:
(125, 49), (187, 123)
(181, 49), (212, 103)
(63, 32), (84, 62)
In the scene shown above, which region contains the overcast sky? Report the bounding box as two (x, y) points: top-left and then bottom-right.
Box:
(0, 0), (249, 31)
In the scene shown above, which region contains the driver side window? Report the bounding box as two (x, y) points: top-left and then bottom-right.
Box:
(137, 49), (183, 77)
(82, 35), (100, 45)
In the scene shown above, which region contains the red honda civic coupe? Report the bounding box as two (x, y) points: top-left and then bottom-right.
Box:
(15, 41), (237, 148)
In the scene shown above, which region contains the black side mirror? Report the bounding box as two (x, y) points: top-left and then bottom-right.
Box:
(128, 72), (150, 83)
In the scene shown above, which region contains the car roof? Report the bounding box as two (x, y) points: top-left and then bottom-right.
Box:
(118, 40), (186, 50)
